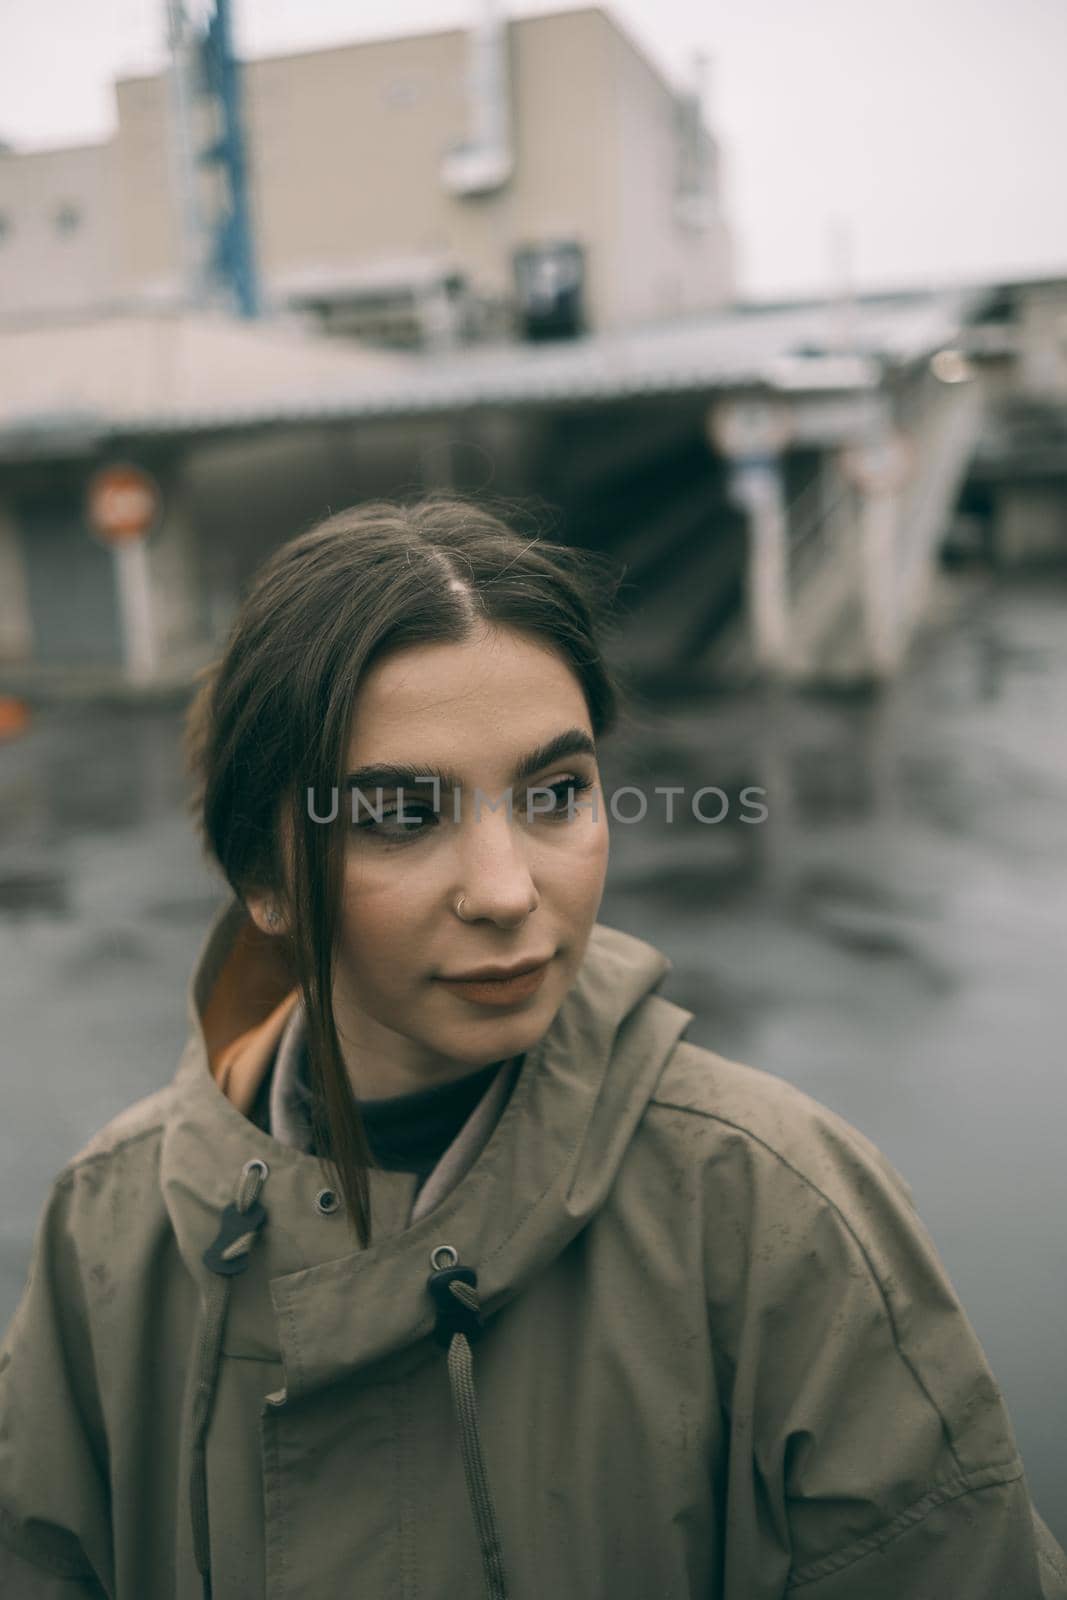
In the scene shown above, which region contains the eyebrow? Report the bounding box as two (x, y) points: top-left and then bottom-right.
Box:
(343, 727), (597, 792)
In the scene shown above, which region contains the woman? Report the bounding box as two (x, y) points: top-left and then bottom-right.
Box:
(0, 497), (1064, 1600)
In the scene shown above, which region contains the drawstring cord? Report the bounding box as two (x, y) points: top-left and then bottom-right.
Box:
(427, 1246), (511, 1600)
(187, 1174), (510, 1600)
(190, 1159), (269, 1600)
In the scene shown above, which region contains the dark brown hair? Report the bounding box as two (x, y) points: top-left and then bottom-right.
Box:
(184, 495), (624, 1246)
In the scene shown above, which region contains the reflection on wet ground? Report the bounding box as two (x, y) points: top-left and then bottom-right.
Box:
(1, 567), (1065, 1537)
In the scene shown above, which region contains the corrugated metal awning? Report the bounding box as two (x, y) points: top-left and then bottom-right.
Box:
(0, 289), (982, 446)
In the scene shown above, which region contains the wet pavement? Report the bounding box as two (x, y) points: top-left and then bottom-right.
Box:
(1, 565), (1065, 1539)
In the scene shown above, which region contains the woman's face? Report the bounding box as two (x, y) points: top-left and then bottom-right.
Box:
(329, 622), (610, 1098)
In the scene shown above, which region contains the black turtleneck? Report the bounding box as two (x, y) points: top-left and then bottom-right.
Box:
(255, 1042), (517, 1179)
(356, 1059), (509, 1178)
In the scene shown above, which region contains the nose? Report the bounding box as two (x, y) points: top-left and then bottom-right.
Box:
(452, 796), (539, 927)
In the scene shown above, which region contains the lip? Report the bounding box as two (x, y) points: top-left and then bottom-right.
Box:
(436, 957), (553, 1008)
(441, 955), (554, 982)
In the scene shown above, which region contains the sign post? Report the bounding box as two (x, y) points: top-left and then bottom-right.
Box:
(86, 464), (162, 684)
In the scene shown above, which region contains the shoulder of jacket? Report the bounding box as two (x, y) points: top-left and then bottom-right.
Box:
(18, 1091), (176, 1332)
(648, 1037), (915, 1215)
(55, 1084), (174, 1189)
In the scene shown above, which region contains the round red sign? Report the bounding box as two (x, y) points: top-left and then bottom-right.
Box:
(86, 463), (161, 545)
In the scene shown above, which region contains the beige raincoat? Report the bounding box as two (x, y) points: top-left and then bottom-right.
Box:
(1, 893), (1065, 1598)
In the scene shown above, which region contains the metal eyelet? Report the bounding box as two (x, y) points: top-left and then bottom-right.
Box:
(315, 1188), (341, 1216)
(430, 1243), (458, 1270)
(243, 1158), (269, 1181)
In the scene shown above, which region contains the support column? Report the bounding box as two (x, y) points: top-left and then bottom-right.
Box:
(707, 397), (794, 677)
(842, 432), (912, 679)
(859, 479), (901, 676)
(729, 458), (791, 675)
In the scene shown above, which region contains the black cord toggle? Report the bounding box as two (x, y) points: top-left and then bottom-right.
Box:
(202, 1199), (267, 1276)
(427, 1263), (484, 1349)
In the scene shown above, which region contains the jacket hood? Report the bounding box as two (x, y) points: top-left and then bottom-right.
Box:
(163, 892), (694, 1348)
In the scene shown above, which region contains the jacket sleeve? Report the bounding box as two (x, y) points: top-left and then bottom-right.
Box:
(0, 1170), (114, 1597)
(711, 1099), (1067, 1599)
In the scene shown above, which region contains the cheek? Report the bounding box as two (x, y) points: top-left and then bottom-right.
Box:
(543, 814), (610, 905)
(339, 858), (434, 973)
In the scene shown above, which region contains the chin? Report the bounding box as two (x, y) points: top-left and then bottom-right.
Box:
(450, 1005), (555, 1062)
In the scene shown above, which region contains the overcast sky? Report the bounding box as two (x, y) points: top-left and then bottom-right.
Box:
(3, 0), (1066, 300)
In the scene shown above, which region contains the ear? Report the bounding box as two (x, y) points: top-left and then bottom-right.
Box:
(245, 893), (287, 937)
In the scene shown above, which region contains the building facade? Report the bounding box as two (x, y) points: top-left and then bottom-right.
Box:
(0, 7), (734, 341)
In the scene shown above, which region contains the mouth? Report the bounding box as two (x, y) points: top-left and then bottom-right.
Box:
(436, 957), (553, 1008)
(442, 954), (553, 982)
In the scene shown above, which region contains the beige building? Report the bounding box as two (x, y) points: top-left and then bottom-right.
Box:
(0, 7), (734, 339)
(0, 141), (118, 319)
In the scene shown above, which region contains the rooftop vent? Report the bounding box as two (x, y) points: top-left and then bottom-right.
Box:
(442, 0), (514, 198)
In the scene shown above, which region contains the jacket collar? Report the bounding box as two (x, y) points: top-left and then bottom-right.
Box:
(160, 892), (693, 1401)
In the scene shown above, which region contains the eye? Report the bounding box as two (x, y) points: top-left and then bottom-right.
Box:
(527, 774), (594, 820)
(352, 800), (440, 841)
